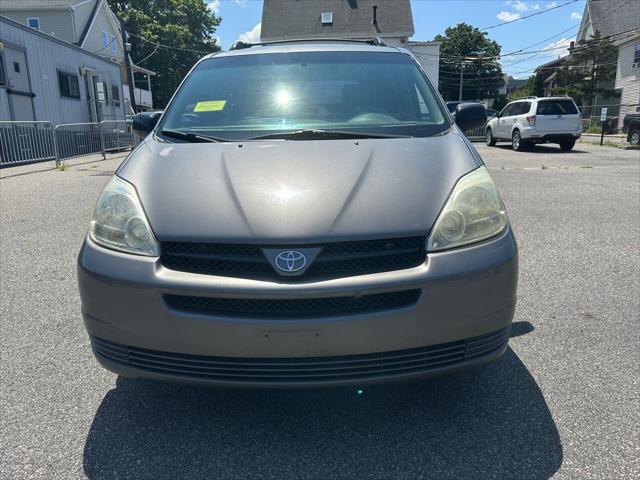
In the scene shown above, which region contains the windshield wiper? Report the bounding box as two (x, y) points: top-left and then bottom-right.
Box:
(159, 129), (229, 143)
(247, 129), (410, 141)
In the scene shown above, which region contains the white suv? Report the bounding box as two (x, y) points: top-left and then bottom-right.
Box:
(485, 97), (582, 151)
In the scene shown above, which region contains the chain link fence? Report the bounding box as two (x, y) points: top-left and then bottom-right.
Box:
(0, 120), (136, 167)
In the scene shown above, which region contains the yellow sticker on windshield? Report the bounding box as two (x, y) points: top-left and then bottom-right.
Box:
(194, 100), (226, 112)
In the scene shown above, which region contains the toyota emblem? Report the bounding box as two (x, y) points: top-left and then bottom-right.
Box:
(274, 250), (307, 273)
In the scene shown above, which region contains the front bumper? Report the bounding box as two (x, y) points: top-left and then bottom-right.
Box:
(78, 228), (519, 387)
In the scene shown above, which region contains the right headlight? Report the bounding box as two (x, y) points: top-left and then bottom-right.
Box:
(89, 175), (159, 256)
(427, 166), (507, 252)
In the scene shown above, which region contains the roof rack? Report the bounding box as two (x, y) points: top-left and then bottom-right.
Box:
(229, 37), (387, 51)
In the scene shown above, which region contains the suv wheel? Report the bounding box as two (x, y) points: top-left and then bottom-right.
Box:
(559, 140), (575, 151)
(629, 129), (640, 146)
(512, 130), (526, 151)
(486, 128), (497, 146)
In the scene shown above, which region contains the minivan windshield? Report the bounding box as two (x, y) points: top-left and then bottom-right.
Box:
(157, 51), (448, 141)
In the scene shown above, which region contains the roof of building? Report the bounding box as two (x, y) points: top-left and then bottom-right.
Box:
(506, 76), (527, 88)
(0, 0), (88, 9)
(260, 0), (414, 41)
(534, 55), (568, 73)
(0, 15), (118, 66)
(577, 0), (640, 41)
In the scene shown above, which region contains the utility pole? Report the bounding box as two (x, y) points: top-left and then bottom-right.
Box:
(119, 15), (137, 114)
(458, 63), (464, 101)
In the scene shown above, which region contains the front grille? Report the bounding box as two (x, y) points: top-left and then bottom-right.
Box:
(160, 237), (426, 281)
(91, 327), (510, 384)
(164, 290), (421, 319)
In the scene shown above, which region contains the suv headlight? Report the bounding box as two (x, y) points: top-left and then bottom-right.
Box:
(89, 175), (159, 256)
(427, 166), (507, 252)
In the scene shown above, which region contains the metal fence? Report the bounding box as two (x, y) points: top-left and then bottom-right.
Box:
(465, 124), (487, 142)
(0, 119), (136, 167)
(0, 122), (57, 165)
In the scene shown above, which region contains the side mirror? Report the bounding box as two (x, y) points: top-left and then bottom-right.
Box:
(455, 103), (487, 131)
(132, 111), (162, 134)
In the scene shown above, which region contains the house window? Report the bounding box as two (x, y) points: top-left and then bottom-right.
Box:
(321, 11), (333, 24)
(134, 73), (149, 90)
(27, 17), (40, 30)
(110, 35), (117, 54)
(102, 31), (109, 49)
(634, 43), (640, 67)
(58, 70), (80, 99)
(111, 84), (120, 106)
(13, 62), (20, 73)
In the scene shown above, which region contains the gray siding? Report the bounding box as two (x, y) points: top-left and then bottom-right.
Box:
(0, 16), (125, 124)
(615, 39), (640, 128)
(81, 2), (123, 63)
(0, 10), (76, 43)
(261, 0), (414, 41)
(0, 89), (10, 121)
(73, 0), (98, 39)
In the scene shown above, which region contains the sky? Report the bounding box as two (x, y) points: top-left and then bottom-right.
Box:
(208, 0), (587, 79)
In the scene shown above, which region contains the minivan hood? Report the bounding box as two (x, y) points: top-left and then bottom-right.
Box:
(118, 132), (479, 243)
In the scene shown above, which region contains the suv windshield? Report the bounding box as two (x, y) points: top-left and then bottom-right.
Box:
(536, 100), (578, 115)
(158, 50), (448, 141)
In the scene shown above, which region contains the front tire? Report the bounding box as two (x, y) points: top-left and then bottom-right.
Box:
(486, 128), (497, 146)
(629, 129), (640, 146)
(512, 130), (526, 151)
(559, 140), (575, 151)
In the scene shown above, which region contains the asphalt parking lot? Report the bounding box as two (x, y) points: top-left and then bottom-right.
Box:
(1, 142), (639, 479)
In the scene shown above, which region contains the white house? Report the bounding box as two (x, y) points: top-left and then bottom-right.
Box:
(0, 0), (154, 113)
(614, 33), (640, 128)
(576, 0), (640, 128)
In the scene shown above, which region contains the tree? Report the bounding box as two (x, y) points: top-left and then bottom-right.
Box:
(434, 23), (504, 101)
(529, 72), (545, 97)
(108, 0), (221, 109)
(551, 31), (619, 111)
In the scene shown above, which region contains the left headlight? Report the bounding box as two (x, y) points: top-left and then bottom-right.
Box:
(89, 175), (159, 256)
(427, 166), (507, 252)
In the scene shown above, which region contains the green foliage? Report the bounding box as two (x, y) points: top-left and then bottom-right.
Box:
(108, 0), (221, 109)
(492, 95), (508, 111)
(509, 87), (532, 100)
(551, 31), (618, 103)
(434, 23), (504, 101)
(529, 72), (545, 97)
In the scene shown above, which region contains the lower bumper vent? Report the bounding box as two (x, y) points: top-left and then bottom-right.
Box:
(91, 327), (510, 384)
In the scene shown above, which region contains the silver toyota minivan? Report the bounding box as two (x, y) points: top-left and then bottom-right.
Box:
(78, 40), (518, 387)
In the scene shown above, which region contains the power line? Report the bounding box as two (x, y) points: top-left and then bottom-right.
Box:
(502, 25), (580, 59)
(127, 32), (211, 55)
(480, 0), (580, 30)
